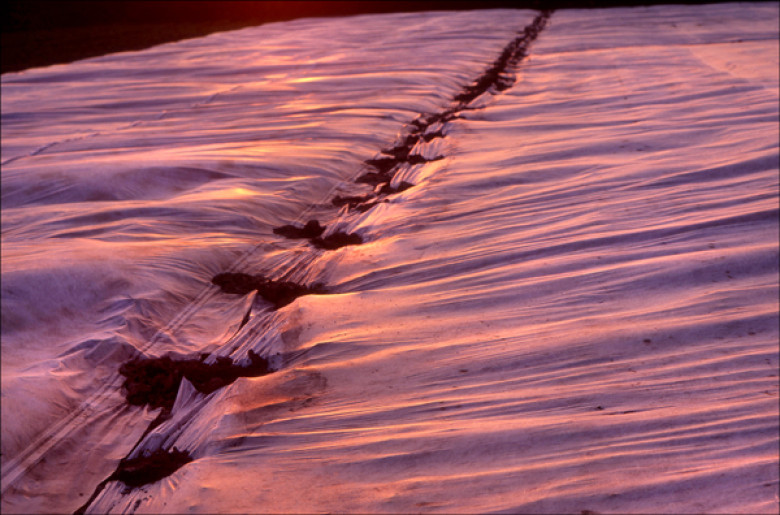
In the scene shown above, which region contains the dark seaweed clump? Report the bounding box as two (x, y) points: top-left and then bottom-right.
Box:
(377, 181), (414, 196)
(310, 231), (363, 250)
(74, 445), (195, 513)
(211, 272), (327, 309)
(273, 220), (326, 239)
(273, 220), (364, 250)
(119, 350), (270, 412)
(114, 447), (193, 488)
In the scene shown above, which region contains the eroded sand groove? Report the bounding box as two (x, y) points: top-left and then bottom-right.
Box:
(76, 11), (552, 512)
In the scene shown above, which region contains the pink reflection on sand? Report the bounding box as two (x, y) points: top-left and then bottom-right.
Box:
(2, 4), (778, 515)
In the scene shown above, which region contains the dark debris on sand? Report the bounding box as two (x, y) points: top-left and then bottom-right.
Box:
(273, 220), (326, 239)
(211, 272), (327, 308)
(77, 12), (555, 514)
(119, 350), (271, 412)
(273, 219), (365, 251)
(114, 447), (193, 488)
(310, 231), (363, 250)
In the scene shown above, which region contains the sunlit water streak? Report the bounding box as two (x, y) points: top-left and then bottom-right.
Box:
(1, 3), (778, 514)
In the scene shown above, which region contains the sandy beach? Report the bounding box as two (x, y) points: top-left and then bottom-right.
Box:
(1, 3), (778, 513)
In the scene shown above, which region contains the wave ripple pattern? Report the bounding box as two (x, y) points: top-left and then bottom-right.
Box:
(2, 3), (778, 514)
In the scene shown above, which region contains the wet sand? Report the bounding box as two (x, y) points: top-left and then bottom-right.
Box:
(2, 3), (777, 514)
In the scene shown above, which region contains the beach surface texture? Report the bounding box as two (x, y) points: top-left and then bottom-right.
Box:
(1, 3), (778, 513)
